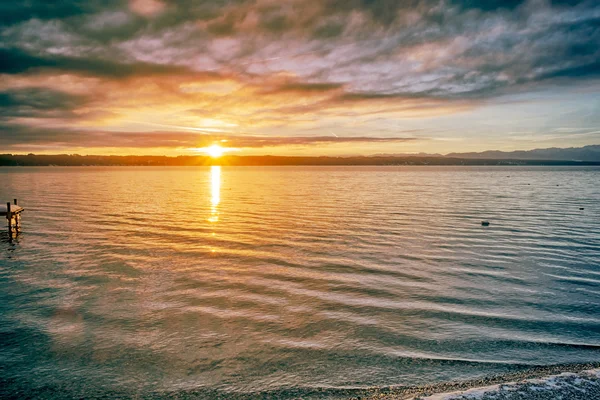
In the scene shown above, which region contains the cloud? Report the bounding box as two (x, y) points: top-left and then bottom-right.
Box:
(0, 47), (195, 78)
(0, 123), (419, 151)
(0, 1), (122, 26)
(0, 69), (472, 139)
(3, 1), (599, 97)
(1, 0), (599, 153)
(220, 134), (419, 148)
(0, 88), (86, 118)
(260, 82), (344, 95)
(129, 0), (166, 17)
(451, 0), (525, 11)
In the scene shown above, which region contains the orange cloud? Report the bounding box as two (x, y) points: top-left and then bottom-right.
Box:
(1, 67), (478, 156)
(129, 0), (166, 17)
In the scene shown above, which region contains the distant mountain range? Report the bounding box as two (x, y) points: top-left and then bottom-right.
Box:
(445, 145), (600, 162)
(373, 145), (600, 162)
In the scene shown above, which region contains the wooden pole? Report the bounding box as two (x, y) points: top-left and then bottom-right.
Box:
(7, 202), (12, 238)
(13, 200), (19, 232)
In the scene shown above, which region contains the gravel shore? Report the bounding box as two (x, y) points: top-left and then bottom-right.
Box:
(415, 368), (600, 399)
(343, 363), (600, 400)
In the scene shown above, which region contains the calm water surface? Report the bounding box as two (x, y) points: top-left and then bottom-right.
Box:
(0, 166), (599, 398)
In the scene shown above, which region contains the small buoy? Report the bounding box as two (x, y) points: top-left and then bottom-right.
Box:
(580, 207), (585, 210)
(481, 221), (490, 226)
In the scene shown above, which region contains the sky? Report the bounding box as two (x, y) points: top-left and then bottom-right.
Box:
(1, 0), (599, 156)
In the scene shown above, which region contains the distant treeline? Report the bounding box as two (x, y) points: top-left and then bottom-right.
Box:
(1, 154), (599, 166)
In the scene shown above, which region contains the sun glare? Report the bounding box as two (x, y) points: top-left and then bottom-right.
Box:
(206, 144), (225, 158)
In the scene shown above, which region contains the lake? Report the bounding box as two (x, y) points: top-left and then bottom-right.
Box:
(1, 166), (599, 398)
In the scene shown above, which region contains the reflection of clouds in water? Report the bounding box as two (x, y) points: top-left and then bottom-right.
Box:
(48, 308), (86, 352)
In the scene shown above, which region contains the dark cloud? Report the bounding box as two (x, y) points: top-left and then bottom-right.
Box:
(0, 123), (419, 150)
(262, 82), (344, 95)
(260, 14), (289, 33)
(322, 0), (419, 25)
(0, 48), (194, 78)
(0, 88), (85, 118)
(0, 1), (124, 26)
(451, 0), (525, 11)
(539, 61), (600, 80)
(312, 22), (345, 39)
(0, 48), (57, 74)
(0, 124), (91, 149)
(223, 134), (419, 148)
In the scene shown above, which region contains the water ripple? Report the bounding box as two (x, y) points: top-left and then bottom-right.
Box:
(0, 166), (599, 398)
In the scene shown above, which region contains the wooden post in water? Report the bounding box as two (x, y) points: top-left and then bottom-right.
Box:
(3, 199), (23, 238)
(13, 199), (19, 232)
(6, 202), (12, 238)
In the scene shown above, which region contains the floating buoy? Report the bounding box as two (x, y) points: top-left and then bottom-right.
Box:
(481, 221), (490, 226)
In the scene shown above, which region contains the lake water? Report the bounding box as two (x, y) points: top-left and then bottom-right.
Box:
(0, 166), (599, 398)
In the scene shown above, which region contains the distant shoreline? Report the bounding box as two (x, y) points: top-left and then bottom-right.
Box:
(1, 154), (600, 167)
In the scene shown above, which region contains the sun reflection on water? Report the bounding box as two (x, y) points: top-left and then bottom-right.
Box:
(208, 166), (220, 223)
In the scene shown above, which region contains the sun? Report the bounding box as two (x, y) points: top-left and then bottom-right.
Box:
(205, 144), (225, 158)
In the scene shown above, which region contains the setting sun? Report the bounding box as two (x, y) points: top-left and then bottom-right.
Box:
(205, 144), (225, 158)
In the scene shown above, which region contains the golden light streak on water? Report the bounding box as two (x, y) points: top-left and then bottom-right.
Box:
(208, 166), (221, 223)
